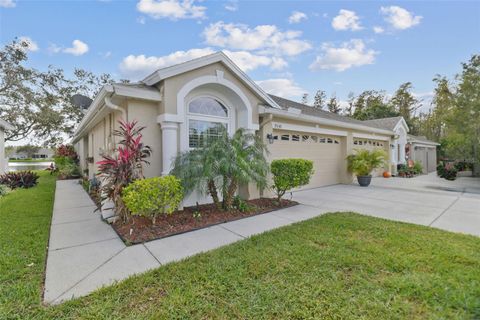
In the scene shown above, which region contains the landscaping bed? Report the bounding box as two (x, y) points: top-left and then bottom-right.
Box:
(113, 198), (297, 244)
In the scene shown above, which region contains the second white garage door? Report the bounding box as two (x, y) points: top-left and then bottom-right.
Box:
(269, 130), (346, 189)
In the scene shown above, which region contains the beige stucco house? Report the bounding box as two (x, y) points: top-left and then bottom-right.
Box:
(0, 118), (13, 174)
(407, 135), (439, 173)
(72, 52), (434, 205)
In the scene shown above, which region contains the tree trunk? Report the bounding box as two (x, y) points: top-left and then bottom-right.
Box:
(223, 178), (237, 211)
(208, 179), (221, 209)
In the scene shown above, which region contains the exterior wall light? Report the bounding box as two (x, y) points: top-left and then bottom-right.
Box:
(266, 133), (274, 144)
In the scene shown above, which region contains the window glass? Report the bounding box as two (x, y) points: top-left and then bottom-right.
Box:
(292, 135), (300, 142)
(188, 97), (228, 117)
(327, 138), (333, 143)
(189, 120), (226, 148)
(281, 135), (290, 141)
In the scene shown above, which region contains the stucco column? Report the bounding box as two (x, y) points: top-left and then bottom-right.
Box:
(400, 143), (406, 163)
(341, 131), (354, 184)
(160, 121), (179, 175)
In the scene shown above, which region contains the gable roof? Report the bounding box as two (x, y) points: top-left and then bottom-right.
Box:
(142, 51), (281, 109)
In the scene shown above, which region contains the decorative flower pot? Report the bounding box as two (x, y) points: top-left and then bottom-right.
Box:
(357, 175), (372, 187)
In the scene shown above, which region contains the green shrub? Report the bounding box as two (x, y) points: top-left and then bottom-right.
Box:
(58, 161), (80, 178)
(437, 162), (457, 180)
(0, 184), (10, 197)
(412, 161), (423, 175)
(0, 171), (39, 189)
(233, 195), (253, 213)
(347, 149), (386, 176)
(122, 176), (183, 224)
(271, 159), (314, 202)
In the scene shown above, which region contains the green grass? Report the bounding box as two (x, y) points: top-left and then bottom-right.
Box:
(1, 175), (480, 319)
(0, 171), (56, 318)
(8, 159), (53, 163)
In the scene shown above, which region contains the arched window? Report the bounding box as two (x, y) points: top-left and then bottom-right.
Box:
(187, 97), (230, 148)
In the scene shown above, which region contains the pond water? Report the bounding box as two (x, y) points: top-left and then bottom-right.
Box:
(7, 161), (53, 172)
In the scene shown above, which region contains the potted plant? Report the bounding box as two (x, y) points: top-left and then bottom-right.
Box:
(347, 149), (387, 187)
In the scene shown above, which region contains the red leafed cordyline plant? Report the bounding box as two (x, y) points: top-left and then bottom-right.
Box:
(97, 120), (152, 222)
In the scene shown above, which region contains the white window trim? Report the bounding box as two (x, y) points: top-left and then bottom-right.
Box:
(186, 95), (233, 149)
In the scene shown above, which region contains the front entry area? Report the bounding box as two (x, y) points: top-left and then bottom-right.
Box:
(269, 129), (346, 189)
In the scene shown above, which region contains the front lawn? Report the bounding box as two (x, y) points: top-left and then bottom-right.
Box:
(0, 171), (56, 318)
(8, 159), (53, 163)
(1, 175), (480, 318)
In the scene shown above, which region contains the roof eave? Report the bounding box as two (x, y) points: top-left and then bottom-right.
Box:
(142, 51), (282, 110)
(260, 106), (395, 136)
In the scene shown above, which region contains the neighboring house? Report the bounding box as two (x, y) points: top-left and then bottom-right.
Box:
(0, 118), (13, 174)
(72, 52), (409, 205)
(8, 147), (54, 160)
(32, 148), (55, 159)
(407, 135), (440, 173)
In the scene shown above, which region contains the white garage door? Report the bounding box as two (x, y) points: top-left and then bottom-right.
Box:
(269, 130), (346, 189)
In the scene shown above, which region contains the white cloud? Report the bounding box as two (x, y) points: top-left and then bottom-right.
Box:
(373, 26), (384, 34)
(63, 40), (89, 56)
(119, 48), (285, 79)
(224, 1), (238, 12)
(380, 6), (422, 30)
(256, 78), (304, 98)
(332, 9), (362, 31)
(137, 16), (146, 24)
(288, 11), (307, 24)
(223, 50), (287, 71)
(203, 21), (311, 56)
(17, 36), (39, 52)
(136, 0), (206, 20)
(0, 0), (15, 8)
(309, 39), (377, 72)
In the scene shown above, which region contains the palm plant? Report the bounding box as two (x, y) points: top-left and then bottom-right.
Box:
(347, 149), (386, 187)
(171, 128), (269, 211)
(347, 149), (386, 176)
(97, 120), (152, 221)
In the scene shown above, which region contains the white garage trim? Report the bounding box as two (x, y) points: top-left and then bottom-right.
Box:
(413, 144), (437, 149)
(272, 122), (347, 136)
(353, 132), (390, 141)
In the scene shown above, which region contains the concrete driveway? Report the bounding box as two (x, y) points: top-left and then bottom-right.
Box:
(293, 172), (480, 237)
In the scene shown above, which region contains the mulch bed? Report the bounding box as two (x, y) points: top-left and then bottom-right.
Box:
(112, 198), (298, 244)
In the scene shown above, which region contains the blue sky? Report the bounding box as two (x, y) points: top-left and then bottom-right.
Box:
(1, 0), (479, 110)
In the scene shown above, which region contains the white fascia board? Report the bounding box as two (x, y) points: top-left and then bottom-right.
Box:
(72, 86), (111, 142)
(142, 51), (282, 110)
(413, 143), (439, 148)
(0, 118), (14, 131)
(410, 140), (440, 146)
(112, 85), (162, 101)
(353, 132), (390, 141)
(272, 121), (347, 137)
(260, 106), (395, 136)
(393, 117), (410, 133)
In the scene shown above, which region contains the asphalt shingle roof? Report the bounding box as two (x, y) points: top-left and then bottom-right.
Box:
(268, 95), (394, 132)
(362, 116), (404, 131)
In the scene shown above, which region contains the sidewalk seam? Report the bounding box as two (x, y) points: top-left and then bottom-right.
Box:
(143, 244), (163, 266)
(428, 197), (460, 227)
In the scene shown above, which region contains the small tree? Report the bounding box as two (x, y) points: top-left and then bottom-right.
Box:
(271, 159), (314, 202)
(313, 90), (326, 109)
(327, 94), (342, 114)
(97, 120), (151, 221)
(171, 128), (269, 211)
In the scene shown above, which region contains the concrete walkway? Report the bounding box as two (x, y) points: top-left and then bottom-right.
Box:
(44, 180), (326, 304)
